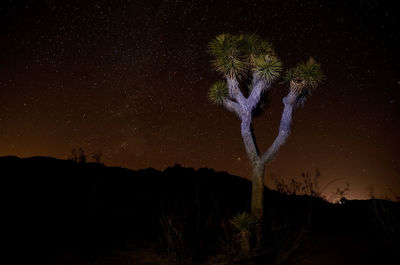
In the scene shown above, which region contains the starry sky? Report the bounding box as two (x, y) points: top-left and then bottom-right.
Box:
(1, 0), (399, 200)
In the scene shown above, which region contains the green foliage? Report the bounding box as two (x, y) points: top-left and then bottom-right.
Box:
(208, 34), (325, 107)
(208, 34), (248, 78)
(231, 211), (256, 232)
(254, 54), (283, 82)
(240, 33), (274, 60)
(208, 33), (278, 79)
(284, 57), (325, 93)
(208, 81), (228, 104)
(230, 211), (256, 256)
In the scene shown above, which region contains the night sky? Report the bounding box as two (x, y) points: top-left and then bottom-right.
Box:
(1, 0), (399, 200)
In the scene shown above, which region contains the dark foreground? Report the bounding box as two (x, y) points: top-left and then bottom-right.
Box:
(2, 156), (399, 265)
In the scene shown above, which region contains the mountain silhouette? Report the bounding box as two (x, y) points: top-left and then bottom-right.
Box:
(2, 156), (399, 265)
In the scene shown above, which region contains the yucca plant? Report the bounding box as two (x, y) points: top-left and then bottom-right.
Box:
(284, 57), (325, 94)
(208, 81), (228, 104)
(253, 54), (283, 82)
(207, 33), (325, 239)
(231, 212), (256, 254)
(240, 34), (274, 64)
(231, 211), (257, 232)
(208, 34), (249, 78)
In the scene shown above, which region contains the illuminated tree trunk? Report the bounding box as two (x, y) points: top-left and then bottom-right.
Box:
(238, 89), (297, 239)
(240, 115), (264, 222)
(222, 77), (304, 240)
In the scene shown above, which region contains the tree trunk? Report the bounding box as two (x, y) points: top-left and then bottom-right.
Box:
(237, 87), (298, 242)
(251, 162), (265, 241)
(240, 114), (266, 240)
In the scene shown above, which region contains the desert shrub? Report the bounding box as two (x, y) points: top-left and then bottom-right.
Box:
(159, 213), (189, 265)
(272, 170), (349, 203)
(272, 170), (323, 197)
(264, 221), (308, 265)
(326, 184), (350, 203)
(369, 200), (400, 238)
(231, 211), (257, 255)
(68, 147), (87, 163)
(211, 211), (309, 265)
(206, 212), (258, 264)
(68, 148), (78, 162)
(91, 151), (103, 164)
(367, 187), (400, 254)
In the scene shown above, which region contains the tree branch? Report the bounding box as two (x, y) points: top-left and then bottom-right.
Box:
(222, 98), (242, 118)
(261, 90), (297, 164)
(247, 73), (270, 111)
(227, 76), (247, 110)
(241, 114), (261, 166)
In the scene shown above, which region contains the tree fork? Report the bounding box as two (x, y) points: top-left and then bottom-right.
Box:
(207, 33), (324, 241)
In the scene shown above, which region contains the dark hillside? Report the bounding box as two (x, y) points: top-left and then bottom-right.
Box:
(2, 156), (399, 264)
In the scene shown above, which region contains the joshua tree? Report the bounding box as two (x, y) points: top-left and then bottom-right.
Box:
(208, 34), (324, 226)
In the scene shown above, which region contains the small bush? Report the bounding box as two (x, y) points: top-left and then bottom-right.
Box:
(159, 213), (190, 265)
(272, 170), (349, 203)
(231, 212), (256, 255)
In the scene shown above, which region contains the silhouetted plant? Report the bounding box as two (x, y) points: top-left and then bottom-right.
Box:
(272, 170), (349, 203)
(267, 222), (308, 265)
(273, 170), (322, 197)
(211, 214), (256, 265)
(68, 147), (87, 163)
(368, 185), (400, 202)
(77, 148), (86, 163)
(326, 183), (350, 203)
(68, 148), (78, 162)
(159, 213), (190, 265)
(367, 187), (400, 253)
(258, 201), (316, 265)
(218, 217), (237, 255)
(367, 185), (376, 199)
(91, 151), (102, 164)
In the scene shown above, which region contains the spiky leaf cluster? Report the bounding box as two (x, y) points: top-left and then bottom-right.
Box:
(284, 57), (325, 93)
(254, 55), (283, 82)
(208, 81), (228, 104)
(208, 34), (248, 78)
(208, 34), (277, 79)
(231, 211), (256, 232)
(240, 34), (274, 61)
